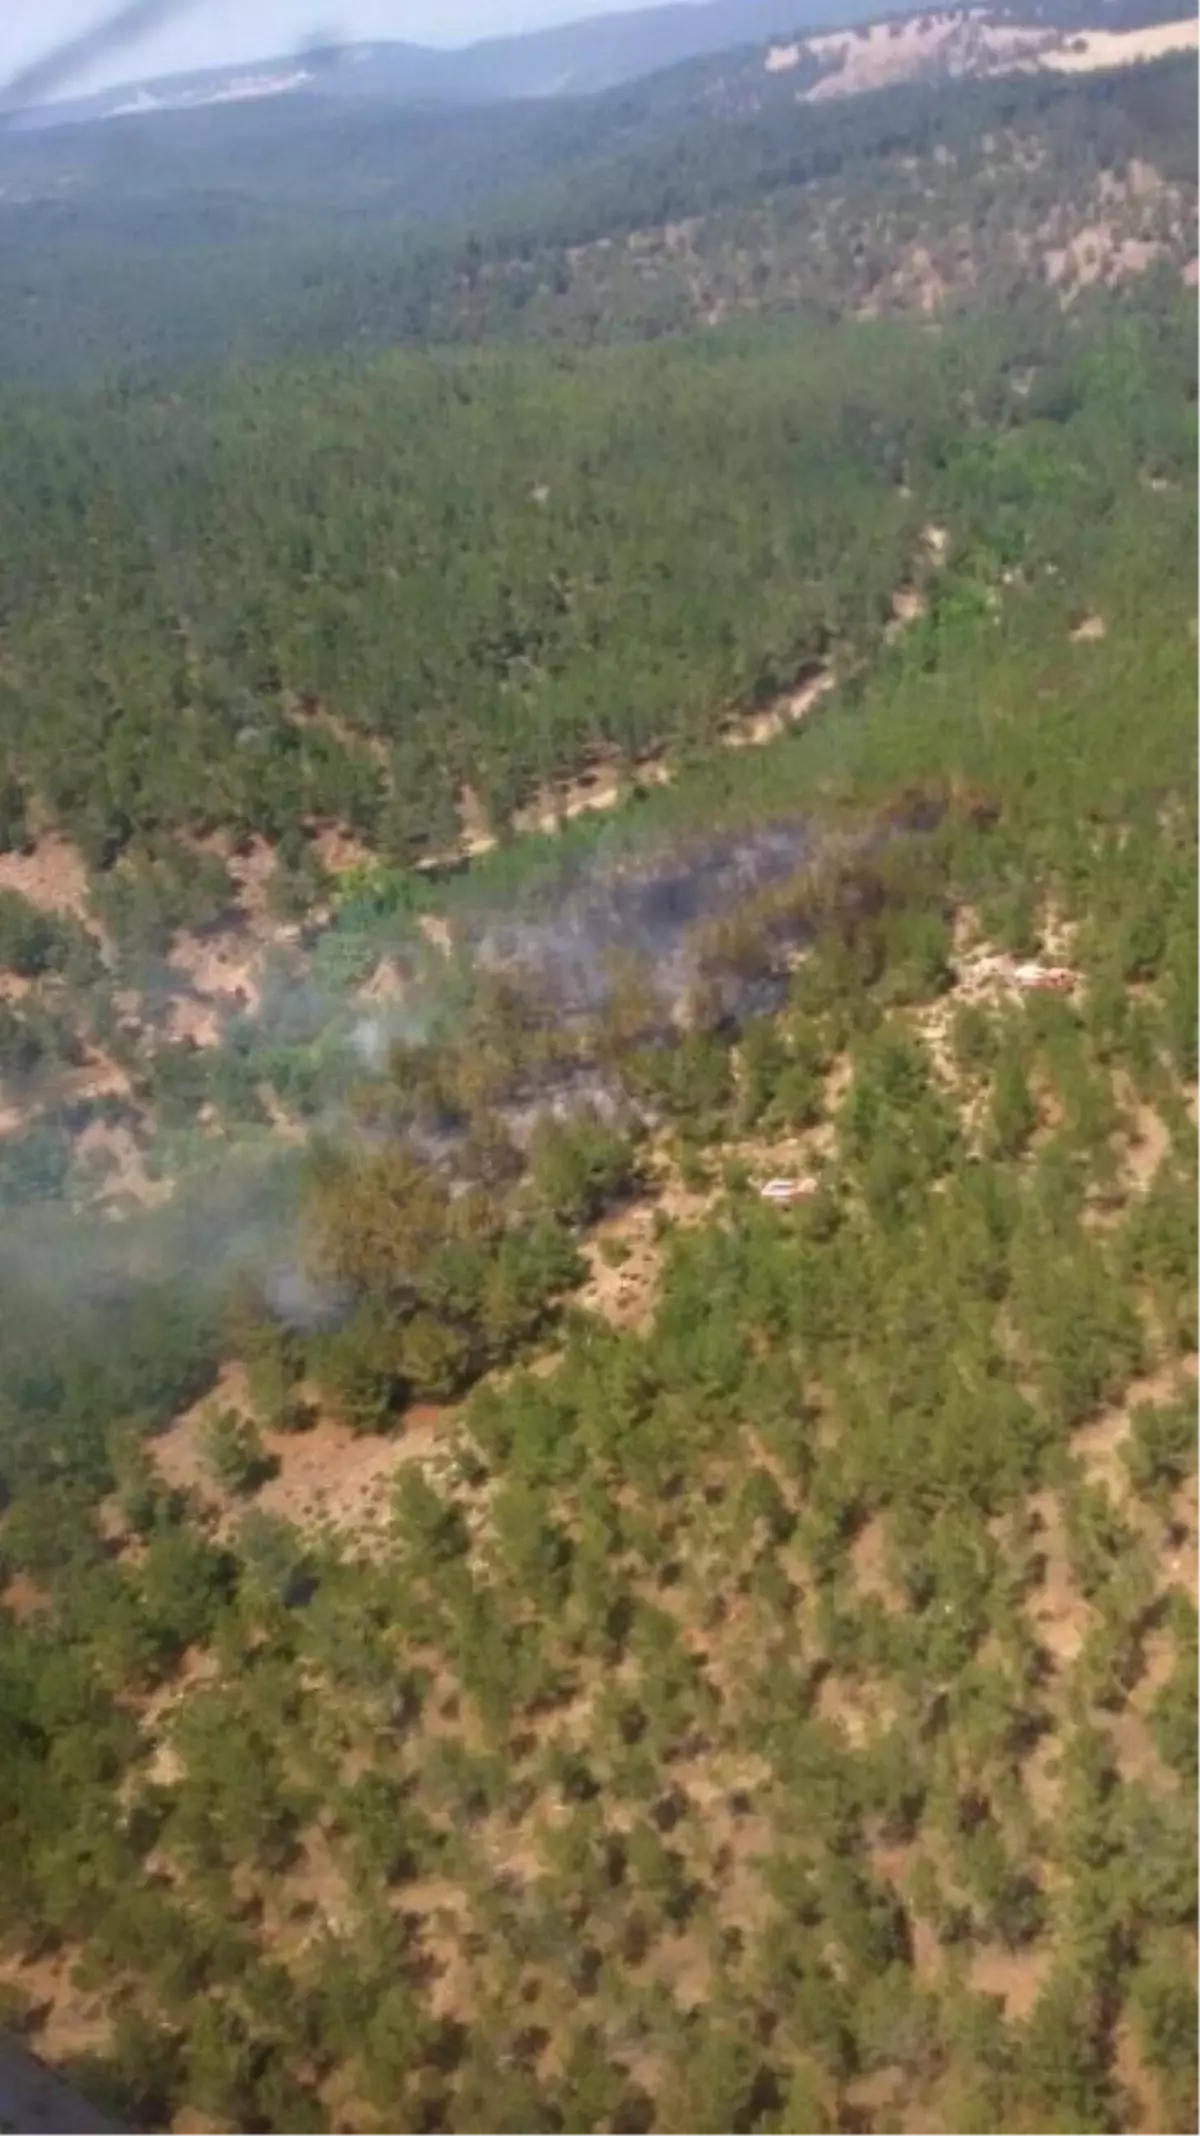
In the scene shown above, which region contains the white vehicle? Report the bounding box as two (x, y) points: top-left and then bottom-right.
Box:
(758, 1176), (818, 1204)
(1013, 962), (1077, 994)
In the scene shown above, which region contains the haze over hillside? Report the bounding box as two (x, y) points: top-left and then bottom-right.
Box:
(12, 0), (914, 125)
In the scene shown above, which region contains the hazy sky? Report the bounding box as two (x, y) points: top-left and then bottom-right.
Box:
(1, 0), (690, 99)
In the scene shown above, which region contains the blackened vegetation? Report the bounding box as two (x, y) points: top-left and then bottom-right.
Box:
(238, 788), (973, 1418)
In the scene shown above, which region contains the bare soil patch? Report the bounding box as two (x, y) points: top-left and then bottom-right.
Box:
(1025, 1489), (1091, 1671)
(1, 1571), (49, 1623)
(1120, 1100), (1171, 1191)
(1, 1948), (113, 2070)
(311, 825), (376, 877)
(164, 890), (291, 1046)
(802, 12), (1050, 104)
(578, 1203), (666, 1332)
(850, 1512), (905, 1613)
(153, 1364), (458, 1547)
(1106, 1622), (1178, 1789)
(720, 664), (836, 748)
(815, 1670), (896, 1748)
(254, 1407), (455, 1539)
(1071, 1356), (1197, 1504)
(1039, 17), (1198, 70)
(968, 1940), (1052, 2019)
(0, 834), (97, 932)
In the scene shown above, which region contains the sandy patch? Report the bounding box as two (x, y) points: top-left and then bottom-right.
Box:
(577, 1201), (666, 1332)
(721, 664), (836, 748)
(779, 10), (1196, 106)
(815, 1670), (894, 1748)
(1025, 1489), (1090, 1670)
(1038, 18), (1198, 71)
(1121, 1100), (1171, 1192)
(514, 763), (626, 837)
(1069, 612), (1107, 642)
(1106, 1624), (1179, 1788)
(850, 1512), (905, 1613)
(1071, 1358), (1197, 1513)
(0, 834), (97, 932)
(311, 825), (375, 877)
(458, 784), (497, 859)
(1, 1949), (113, 2071)
(254, 1408), (455, 1539)
(166, 926), (263, 1048)
(969, 1941), (1052, 2019)
(153, 1363), (458, 1547)
(1046, 222), (1168, 289)
(1113, 2020), (1169, 2136)
(803, 12), (1050, 103)
(1, 1571), (48, 1623)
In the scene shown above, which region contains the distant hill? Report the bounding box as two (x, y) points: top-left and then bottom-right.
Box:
(0, 0), (1193, 387)
(15, 0), (913, 128)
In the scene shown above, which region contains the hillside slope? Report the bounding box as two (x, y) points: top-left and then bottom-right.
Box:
(0, 31), (1194, 386)
(0, 304), (1194, 2132)
(12, 0), (915, 126)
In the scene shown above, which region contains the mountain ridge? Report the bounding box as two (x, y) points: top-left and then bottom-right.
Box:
(7, 0), (921, 127)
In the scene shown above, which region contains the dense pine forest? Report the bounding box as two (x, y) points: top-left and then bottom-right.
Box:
(0, 5), (1196, 2132)
(0, 40), (1194, 383)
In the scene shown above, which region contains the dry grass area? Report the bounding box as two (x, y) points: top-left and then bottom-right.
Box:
(1026, 1485), (1092, 1669)
(151, 1365), (460, 1548)
(801, 11), (1051, 104)
(763, 6), (1198, 103)
(135, 840), (309, 1053)
(0, 831), (96, 930)
(1040, 17), (1199, 71)
(850, 1512), (907, 1614)
(719, 663), (837, 748)
(577, 1201), (670, 1333)
(255, 1409), (458, 1539)
(166, 926), (264, 1047)
(967, 1939), (1053, 2020)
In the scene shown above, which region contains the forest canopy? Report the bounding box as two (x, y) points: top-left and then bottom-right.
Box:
(0, 12), (1195, 2133)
